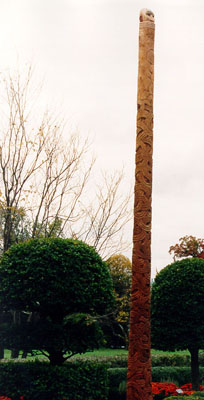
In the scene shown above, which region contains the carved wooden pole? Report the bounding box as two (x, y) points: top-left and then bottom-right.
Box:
(127, 9), (155, 400)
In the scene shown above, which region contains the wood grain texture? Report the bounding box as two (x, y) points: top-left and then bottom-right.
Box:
(127, 9), (155, 400)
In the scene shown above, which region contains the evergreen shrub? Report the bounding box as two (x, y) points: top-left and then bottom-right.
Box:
(151, 258), (204, 389)
(0, 238), (114, 365)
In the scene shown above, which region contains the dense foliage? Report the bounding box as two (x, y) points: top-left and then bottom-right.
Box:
(151, 258), (204, 389)
(0, 361), (108, 400)
(0, 238), (114, 365)
(105, 254), (131, 347)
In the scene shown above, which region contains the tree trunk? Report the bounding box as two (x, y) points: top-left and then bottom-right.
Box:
(48, 350), (65, 366)
(3, 205), (13, 252)
(189, 347), (200, 391)
(0, 346), (4, 359)
(11, 348), (19, 358)
(21, 350), (28, 358)
(127, 9), (155, 400)
(11, 310), (21, 358)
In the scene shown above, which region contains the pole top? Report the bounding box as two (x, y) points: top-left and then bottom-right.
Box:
(140, 9), (154, 23)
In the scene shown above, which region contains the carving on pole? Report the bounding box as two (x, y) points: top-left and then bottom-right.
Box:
(127, 9), (155, 400)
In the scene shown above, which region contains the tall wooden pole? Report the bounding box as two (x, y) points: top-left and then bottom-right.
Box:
(127, 9), (155, 400)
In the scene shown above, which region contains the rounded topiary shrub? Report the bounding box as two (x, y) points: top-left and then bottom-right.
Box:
(151, 257), (204, 390)
(0, 238), (114, 365)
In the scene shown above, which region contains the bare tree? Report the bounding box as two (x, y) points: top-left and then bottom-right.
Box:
(0, 66), (132, 257)
(73, 170), (132, 259)
(0, 67), (93, 252)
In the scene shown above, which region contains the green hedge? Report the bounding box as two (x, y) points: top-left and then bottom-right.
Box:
(166, 394), (204, 400)
(151, 353), (191, 367)
(70, 353), (185, 369)
(0, 361), (108, 400)
(70, 351), (204, 368)
(152, 367), (204, 386)
(199, 353), (204, 366)
(70, 355), (128, 368)
(107, 368), (127, 400)
(152, 351), (204, 367)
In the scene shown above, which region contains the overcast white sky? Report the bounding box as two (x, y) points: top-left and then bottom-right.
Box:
(0, 0), (204, 277)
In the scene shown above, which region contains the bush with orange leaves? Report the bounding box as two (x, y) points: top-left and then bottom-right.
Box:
(169, 235), (204, 261)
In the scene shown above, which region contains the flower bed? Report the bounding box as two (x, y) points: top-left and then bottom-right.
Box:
(0, 397), (12, 400)
(152, 382), (179, 397)
(153, 382), (204, 398)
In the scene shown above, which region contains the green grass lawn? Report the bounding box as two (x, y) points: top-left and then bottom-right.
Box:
(72, 348), (128, 357)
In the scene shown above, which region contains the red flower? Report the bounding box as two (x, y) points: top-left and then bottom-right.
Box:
(0, 397), (12, 400)
(152, 382), (179, 396)
(152, 382), (204, 397)
(180, 383), (204, 394)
